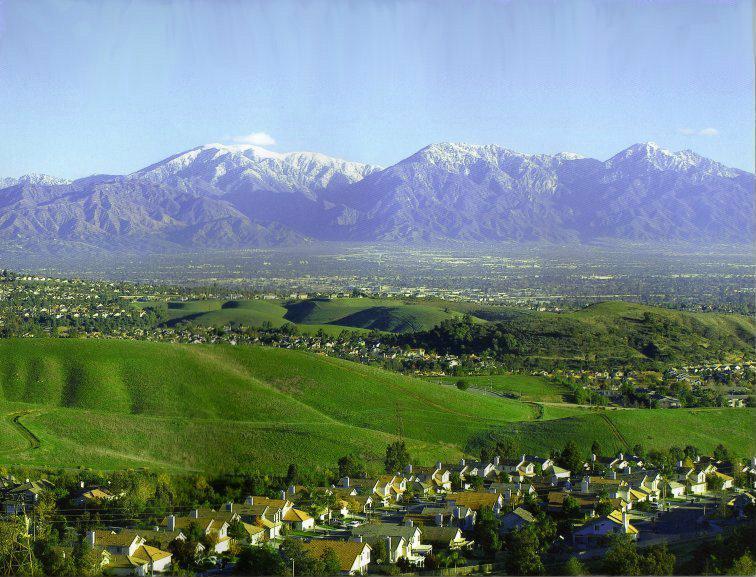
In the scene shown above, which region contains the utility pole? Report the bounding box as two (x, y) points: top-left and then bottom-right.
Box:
(291, 558), (295, 577)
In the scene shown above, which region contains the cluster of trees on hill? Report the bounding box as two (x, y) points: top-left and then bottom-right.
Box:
(397, 310), (752, 370)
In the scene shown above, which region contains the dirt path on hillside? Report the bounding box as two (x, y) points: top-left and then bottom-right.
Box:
(2, 412), (41, 453)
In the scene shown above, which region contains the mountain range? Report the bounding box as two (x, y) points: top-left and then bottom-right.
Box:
(0, 141), (752, 250)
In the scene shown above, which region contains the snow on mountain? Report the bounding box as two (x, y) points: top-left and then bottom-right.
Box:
(131, 143), (380, 199)
(0, 142), (751, 249)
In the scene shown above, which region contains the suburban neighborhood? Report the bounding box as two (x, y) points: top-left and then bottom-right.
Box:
(1, 443), (754, 576)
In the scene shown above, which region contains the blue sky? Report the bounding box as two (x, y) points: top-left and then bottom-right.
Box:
(0, 0), (753, 178)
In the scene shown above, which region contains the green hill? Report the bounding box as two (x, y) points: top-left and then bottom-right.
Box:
(1, 338), (752, 473)
(284, 297), (477, 332)
(0, 338), (534, 472)
(142, 296), (480, 334)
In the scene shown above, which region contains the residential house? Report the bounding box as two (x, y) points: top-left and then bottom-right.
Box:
(573, 510), (638, 548)
(662, 480), (686, 499)
(417, 526), (472, 551)
(72, 485), (117, 507)
(159, 510), (234, 553)
(1, 479), (53, 514)
(350, 522), (427, 565)
(283, 506), (315, 530)
(446, 491), (503, 515)
(303, 540), (371, 575)
(547, 492), (598, 517)
(87, 530), (172, 575)
(500, 507), (537, 534)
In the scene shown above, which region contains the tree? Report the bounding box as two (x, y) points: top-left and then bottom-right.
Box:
(495, 437), (521, 460)
(713, 443), (731, 463)
(228, 519), (249, 543)
(280, 538), (323, 576)
(561, 495), (581, 519)
(559, 441), (584, 476)
(639, 544), (675, 575)
(591, 441), (601, 458)
(73, 539), (102, 577)
(320, 548), (341, 576)
(603, 535), (641, 576)
(235, 544), (285, 575)
(474, 506), (501, 556)
(595, 499), (613, 517)
(728, 553), (755, 576)
(505, 526), (544, 575)
(337, 455), (366, 479)
(371, 539), (388, 564)
(456, 379), (469, 390)
(384, 441), (410, 473)
(563, 556), (588, 576)
(286, 463), (299, 485)
(168, 538), (199, 569)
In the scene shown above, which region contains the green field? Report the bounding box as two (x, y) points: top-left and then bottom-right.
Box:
(0, 338), (752, 474)
(424, 373), (568, 402)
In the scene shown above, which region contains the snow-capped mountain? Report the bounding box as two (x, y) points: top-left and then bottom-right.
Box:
(131, 143), (379, 199)
(0, 142), (751, 250)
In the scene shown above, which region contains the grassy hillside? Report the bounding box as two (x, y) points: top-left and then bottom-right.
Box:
(0, 338), (536, 472)
(0, 338), (751, 473)
(468, 408), (756, 458)
(284, 297), (477, 332)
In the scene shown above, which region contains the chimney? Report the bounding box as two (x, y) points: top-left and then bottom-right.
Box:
(581, 477), (590, 493)
(434, 513), (444, 526)
(190, 509), (199, 518)
(167, 515), (176, 531)
(627, 467), (632, 475)
(695, 455), (701, 463)
(454, 506), (463, 519)
(404, 464), (413, 474)
(493, 456), (500, 466)
(619, 453), (624, 460)
(245, 496), (254, 505)
(80, 480), (85, 489)
(280, 490), (286, 500)
(289, 485), (297, 494)
(435, 461), (442, 470)
(622, 511), (629, 531)
(341, 476), (350, 488)
(225, 502), (233, 512)
(87, 530), (96, 547)
(591, 453), (597, 462)
(677, 460), (683, 468)
(459, 459), (466, 467)
(404, 519), (413, 527)
(353, 535), (363, 543)
(610, 470), (617, 480)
